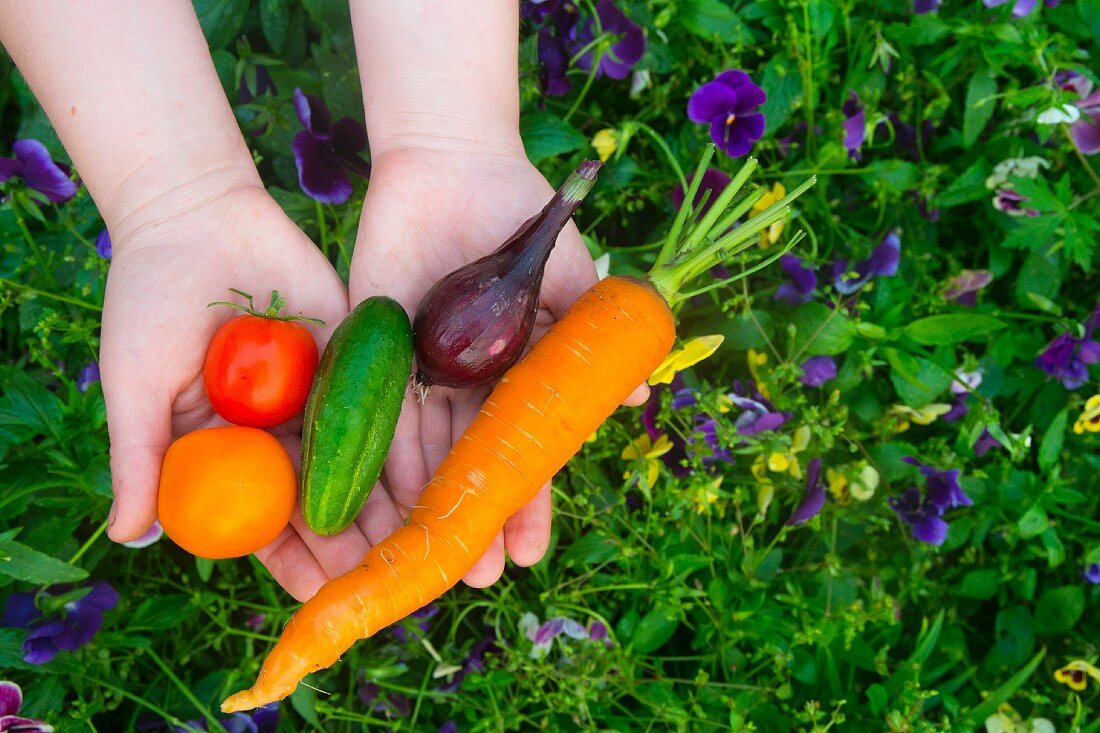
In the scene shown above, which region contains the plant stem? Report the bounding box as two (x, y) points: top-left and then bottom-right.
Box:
(633, 122), (688, 193)
(0, 278), (103, 312)
(145, 647), (228, 733)
(68, 520), (108, 565)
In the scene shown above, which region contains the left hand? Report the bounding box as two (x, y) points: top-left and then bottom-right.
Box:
(348, 146), (648, 587)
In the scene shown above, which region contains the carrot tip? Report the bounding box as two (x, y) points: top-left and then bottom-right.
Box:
(220, 690), (256, 714)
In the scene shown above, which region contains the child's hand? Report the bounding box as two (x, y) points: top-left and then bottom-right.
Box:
(100, 183), (350, 600)
(346, 147), (649, 589)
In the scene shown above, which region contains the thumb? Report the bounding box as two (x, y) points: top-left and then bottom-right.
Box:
(101, 367), (171, 544)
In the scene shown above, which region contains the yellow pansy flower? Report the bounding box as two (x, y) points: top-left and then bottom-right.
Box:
(850, 463), (879, 501)
(888, 403), (953, 432)
(1073, 394), (1100, 434)
(752, 425), (812, 489)
(747, 348), (772, 400)
(648, 334), (724, 385)
(826, 462), (879, 503)
(750, 182), (787, 248)
(591, 128), (619, 162)
(621, 433), (673, 487)
(1054, 659), (1100, 691)
(826, 467), (849, 503)
(692, 478), (723, 514)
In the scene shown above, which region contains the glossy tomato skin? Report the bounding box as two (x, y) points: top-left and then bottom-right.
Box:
(204, 315), (319, 428)
(158, 426), (296, 559)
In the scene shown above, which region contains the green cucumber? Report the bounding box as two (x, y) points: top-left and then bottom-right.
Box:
(300, 296), (412, 536)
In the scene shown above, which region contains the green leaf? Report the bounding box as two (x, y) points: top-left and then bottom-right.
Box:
(1038, 409), (1068, 472)
(963, 68), (997, 148)
(791, 302), (856, 356)
(291, 684), (323, 728)
(883, 348), (953, 407)
(679, 0), (742, 38)
(196, 557), (215, 583)
(629, 606), (679, 654)
(935, 159), (992, 208)
(0, 368), (64, 440)
(1040, 528), (1065, 568)
(902, 314), (1006, 345)
(192, 0), (250, 50)
(260, 0), (290, 52)
(864, 161), (920, 193)
(959, 649), (1045, 727)
(559, 533), (618, 567)
(1016, 506), (1049, 540)
(520, 113), (586, 164)
(1080, 0), (1100, 45)
(759, 56), (803, 135)
(0, 539), (88, 584)
(126, 595), (197, 631)
(1010, 176), (1061, 213)
(959, 569), (999, 600)
(1034, 585), (1084, 634)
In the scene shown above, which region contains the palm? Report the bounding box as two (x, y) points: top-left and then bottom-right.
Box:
(101, 187), (349, 600)
(348, 149), (607, 587)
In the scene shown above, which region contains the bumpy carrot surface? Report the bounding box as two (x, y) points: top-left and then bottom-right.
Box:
(221, 275), (676, 712)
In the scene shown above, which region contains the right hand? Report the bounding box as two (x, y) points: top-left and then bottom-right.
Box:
(100, 180), (350, 601)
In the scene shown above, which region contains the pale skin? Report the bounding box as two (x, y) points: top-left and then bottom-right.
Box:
(0, 0), (645, 602)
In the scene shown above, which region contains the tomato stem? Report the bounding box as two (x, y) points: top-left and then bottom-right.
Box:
(207, 288), (326, 326)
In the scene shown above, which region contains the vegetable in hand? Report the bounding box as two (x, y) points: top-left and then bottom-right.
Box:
(300, 296), (413, 536)
(412, 161), (600, 394)
(221, 149), (815, 712)
(158, 426), (297, 560)
(204, 289), (323, 429)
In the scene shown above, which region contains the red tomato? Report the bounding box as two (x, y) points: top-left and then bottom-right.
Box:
(204, 314), (319, 428)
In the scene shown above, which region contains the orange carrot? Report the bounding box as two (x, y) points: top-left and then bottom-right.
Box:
(221, 276), (675, 712)
(220, 150), (814, 712)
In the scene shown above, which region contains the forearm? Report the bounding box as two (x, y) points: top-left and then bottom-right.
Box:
(0, 1), (259, 234)
(349, 0), (524, 159)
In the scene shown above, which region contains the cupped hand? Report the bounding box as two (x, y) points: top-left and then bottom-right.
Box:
(346, 147), (649, 589)
(100, 183), (350, 600)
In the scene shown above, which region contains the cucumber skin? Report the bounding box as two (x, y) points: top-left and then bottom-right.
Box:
(300, 296), (412, 536)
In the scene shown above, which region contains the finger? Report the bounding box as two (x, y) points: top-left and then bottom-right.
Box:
(254, 523), (329, 602)
(622, 382), (650, 407)
(539, 221), (599, 320)
(503, 482), (553, 567)
(355, 486), (408, 548)
(101, 370), (171, 544)
(381, 395), (430, 511)
(289, 509), (373, 582)
(462, 533), (506, 588)
(419, 388), (454, 477)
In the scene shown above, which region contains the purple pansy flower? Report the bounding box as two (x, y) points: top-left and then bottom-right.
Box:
(983, 0), (1061, 16)
(889, 487), (949, 545)
(671, 168), (732, 220)
(973, 428), (1004, 457)
(687, 70), (767, 158)
(291, 88), (371, 205)
(76, 362), (100, 393)
(573, 0), (646, 81)
(943, 395), (969, 422)
(787, 458), (825, 525)
(913, 0), (941, 12)
(729, 381), (790, 436)
(833, 231), (900, 295)
(775, 254), (817, 305)
(0, 140), (77, 204)
(944, 270), (993, 306)
(992, 188), (1041, 217)
(95, 228), (112, 260)
(0, 680), (53, 733)
(875, 114), (935, 162)
(438, 723), (460, 733)
(393, 603), (439, 643)
(439, 630), (502, 693)
(1036, 302), (1100, 389)
(358, 682), (411, 719)
(799, 356), (837, 387)
(2, 582), (118, 664)
(1083, 563), (1100, 584)
(537, 29), (572, 97)
(691, 416), (734, 465)
(842, 91), (866, 160)
(1070, 90), (1100, 156)
(903, 457), (971, 511)
(166, 704), (279, 733)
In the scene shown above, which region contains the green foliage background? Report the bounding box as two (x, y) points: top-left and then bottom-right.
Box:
(1, 0), (1098, 730)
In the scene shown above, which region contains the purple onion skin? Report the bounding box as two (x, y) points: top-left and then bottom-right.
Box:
(413, 162), (600, 390)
